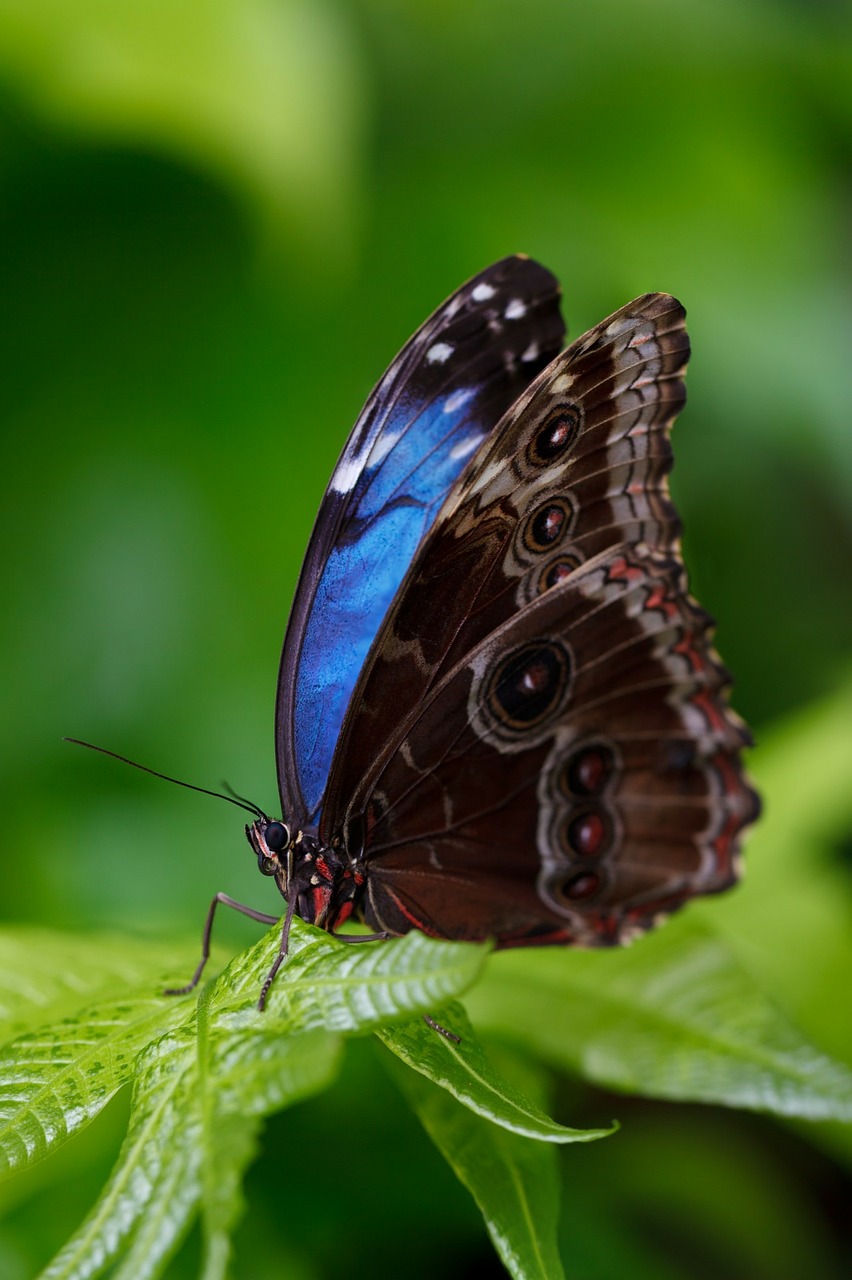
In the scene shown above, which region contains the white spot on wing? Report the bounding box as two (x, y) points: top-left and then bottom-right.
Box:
(505, 298), (527, 319)
(426, 342), (454, 364)
(450, 433), (482, 461)
(605, 317), (634, 338)
(471, 283), (496, 302)
(470, 454), (505, 493)
(369, 426), (404, 465)
(331, 455), (364, 494)
(331, 423), (404, 493)
(443, 387), (475, 414)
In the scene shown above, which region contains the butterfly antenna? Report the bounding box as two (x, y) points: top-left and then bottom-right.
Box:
(220, 780), (267, 815)
(63, 738), (268, 819)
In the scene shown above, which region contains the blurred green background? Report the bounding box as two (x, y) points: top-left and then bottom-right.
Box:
(1, 0), (851, 1276)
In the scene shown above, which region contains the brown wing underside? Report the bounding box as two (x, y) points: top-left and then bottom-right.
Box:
(322, 294), (759, 946)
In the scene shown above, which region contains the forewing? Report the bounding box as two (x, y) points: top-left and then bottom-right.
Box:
(276, 256), (564, 824)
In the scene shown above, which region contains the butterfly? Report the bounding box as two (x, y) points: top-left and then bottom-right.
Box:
(172, 256), (760, 1008)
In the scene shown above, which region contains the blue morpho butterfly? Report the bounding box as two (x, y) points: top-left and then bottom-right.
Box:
(92, 256), (758, 1011)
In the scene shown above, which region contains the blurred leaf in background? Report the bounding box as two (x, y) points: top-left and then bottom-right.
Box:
(0, 0), (850, 1277)
(0, 0), (367, 257)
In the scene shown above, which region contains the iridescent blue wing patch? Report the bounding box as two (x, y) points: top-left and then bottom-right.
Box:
(276, 256), (565, 825)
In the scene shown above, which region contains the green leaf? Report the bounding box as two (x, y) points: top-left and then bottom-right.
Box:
(378, 1002), (614, 1143)
(40, 1015), (341, 1280)
(0, 983), (190, 1179)
(28, 921), (486, 1279)
(467, 921), (852, 1121)
(691, 673), (852, 1067)
(209, 919), (491, 1033)
(0, 917), (486, 1196)
(0, 0), (366, 254)
(197, 983), (258, 1280)
(198, 1110), (261, 1280)
(389, 1055), (566, 1280)
(41, 1024), (199, 1280)
(0, 928), (195, 1042)
(196, 989), (343, 1280)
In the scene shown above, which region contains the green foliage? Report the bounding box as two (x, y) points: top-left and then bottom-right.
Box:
(377, 1003), (614, 1142)
(0, 0), (365, 254)
(469, 921), (852, 1120)
(388, 1054), (567, 1280)
(0, 883), (848, 1279)
(5, 678), (850, 1278)
(0, 921), (603, 1278)
(1, 0), (851, 1275)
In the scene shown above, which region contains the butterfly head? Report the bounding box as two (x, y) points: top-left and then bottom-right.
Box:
(247, 816), (291, 876)
(245, 818), (362, 930)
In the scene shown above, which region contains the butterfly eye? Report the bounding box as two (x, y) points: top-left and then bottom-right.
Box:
(527, 403), (581, 466)
(264, 821), (289, 852)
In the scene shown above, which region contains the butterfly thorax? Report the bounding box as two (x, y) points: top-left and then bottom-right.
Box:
(245, 818), (364, 931)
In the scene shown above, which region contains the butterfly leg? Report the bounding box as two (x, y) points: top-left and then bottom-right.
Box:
(256, 887), (304, 1011)
(164, 893), (279, 997)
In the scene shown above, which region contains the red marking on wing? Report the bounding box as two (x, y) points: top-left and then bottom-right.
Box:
(384, 887), (442, 937)
(691, 687), (730, 736)
(606, 555), (646, 587)
(644, 583), (679, 623)
(673, 631), (702, 671)
(708, 751), (757, 871)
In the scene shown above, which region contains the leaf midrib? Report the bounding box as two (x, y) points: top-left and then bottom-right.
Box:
(397, 1034), (599, 1141)
(42, 1047), (197, 1279)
